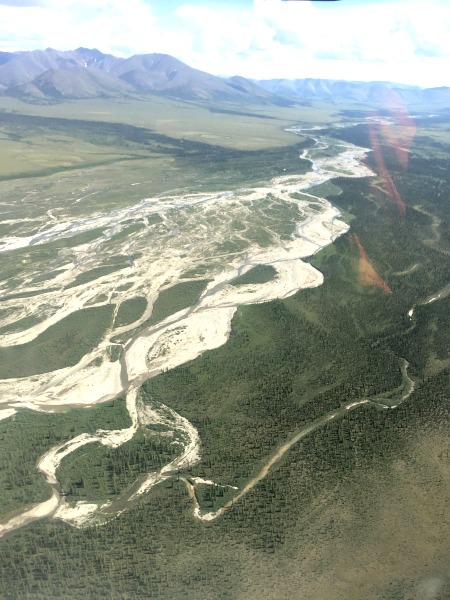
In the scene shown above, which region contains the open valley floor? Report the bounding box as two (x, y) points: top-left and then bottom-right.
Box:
(0, 99), (448, 600)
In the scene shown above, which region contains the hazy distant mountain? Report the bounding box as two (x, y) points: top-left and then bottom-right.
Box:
(70, 47), (123, 73)
(0, 48), (98, 88)
(0, 48), (288, 105)
(226, 75), (289, 102)
(1, 48), (449, 107)
(255, 77), (450, 107)
(7, 67), (135, 102)
(421, 86), (450, 105)
(0, 52), (14, 67)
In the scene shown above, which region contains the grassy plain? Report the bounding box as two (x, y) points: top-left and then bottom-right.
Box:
(0, 102), (301, 187)
(0, 96), (338, 151)
(0, 109), (314, 250)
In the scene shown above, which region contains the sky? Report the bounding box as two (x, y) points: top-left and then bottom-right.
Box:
(1, 0), (450, 87)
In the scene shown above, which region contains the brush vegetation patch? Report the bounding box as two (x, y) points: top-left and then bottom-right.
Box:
(56, 431), (177, 504)
(110, 281), (210, 344)
(114, 297), (147, 328)
(0, 228), (106, 294)
(66, 264), (128, 289)
(308, 181), (343, 198)
(0, 314), (44, 336)
(0, 397), (129, 519)
(0, 305), (115, 378)
(230, 265), (278, 286)
(1, 288), (59, 301)
(146, 280), (209, 326)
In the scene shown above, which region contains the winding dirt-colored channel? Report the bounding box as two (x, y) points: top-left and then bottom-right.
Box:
(184, 399), (370, 522)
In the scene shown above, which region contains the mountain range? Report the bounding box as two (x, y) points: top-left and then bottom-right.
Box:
(255, 77), (450, 108)
(0, 47), (288, 106)
(1, 47), (449, 108)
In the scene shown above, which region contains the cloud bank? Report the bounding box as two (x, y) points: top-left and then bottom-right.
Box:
(0, 0), (449, 87)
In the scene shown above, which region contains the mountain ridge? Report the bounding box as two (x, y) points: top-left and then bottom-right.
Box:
(254, 77), (450, 107)
(0, 47), (449, 107)
(0, 48), (291, 106)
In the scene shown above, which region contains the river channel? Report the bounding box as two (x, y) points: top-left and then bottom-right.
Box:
(0, 122), (413, 537)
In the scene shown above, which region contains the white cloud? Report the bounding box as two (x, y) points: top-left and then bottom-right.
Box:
(173, 4), (252, 65)
(0, 0), (450, 86)
(0, 1), (45, 6)
(0, 0), (160, 55)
